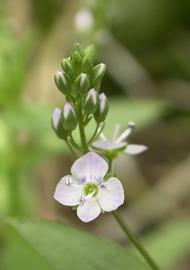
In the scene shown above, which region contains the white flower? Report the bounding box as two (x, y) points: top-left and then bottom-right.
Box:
(75, 9), (94, 32)
(54, 152), (124, 222)
(92, 122), (148, 158)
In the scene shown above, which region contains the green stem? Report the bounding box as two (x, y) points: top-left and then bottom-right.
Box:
(88, 123), (100, 144)
(69, 133), (80, 149)
(66, 139), (79, 158)
(78, 99), (88, 153)
(108, 158), (113, 173)
(88, 122), (105, 144)
(113, 212), (161, 270)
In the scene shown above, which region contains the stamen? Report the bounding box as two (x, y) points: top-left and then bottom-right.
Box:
(79, 195), (85, 205)
(81, 176), (86, 183)
(97, 177), (103, 184)
(65, 177), (72, 186)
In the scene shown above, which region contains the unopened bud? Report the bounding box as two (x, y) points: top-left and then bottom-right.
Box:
(54, 71), (70, 94)
(71, 51), (81, 70)
(75, 73), (90, 92)
(51, 108), (68, 139)
(61, 58), (75, 79)
(94, 93), (109, 122)
(81, 44), (95, 72)
(90, 63), (106, 88)
(62, 102), (77, 130)
(83, 88), (97, 115)
(72, 43), (84, 57)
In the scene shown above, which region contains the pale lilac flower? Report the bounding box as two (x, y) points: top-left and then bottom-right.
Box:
(92, 122), (148, 157)
(54, 152), (124, 222)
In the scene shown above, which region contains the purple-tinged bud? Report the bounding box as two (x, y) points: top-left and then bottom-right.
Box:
(62, 102), (77, 130)
(83, 88), (97, 115)
(54, 71), (70, 94)
(51, 108), (68, 139)
(75, 73), (90, 93)
(94, 93), (109, 123)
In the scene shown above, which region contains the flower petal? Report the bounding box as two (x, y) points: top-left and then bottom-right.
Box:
(116, 121), (135, 143)
(97, 177), (124, 212)
(92, 140), (126, 151)
(125, 144), (148, 155)
(113, 124), (121, 141)
(71, 152), (108, 182)
(54, 176), (83, 206)
(77, 198), (101, 222)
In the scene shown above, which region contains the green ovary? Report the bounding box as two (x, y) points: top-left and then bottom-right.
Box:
(84, 183), (99, 197)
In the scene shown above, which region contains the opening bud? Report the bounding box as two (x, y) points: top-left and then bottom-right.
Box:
(94, 93), (109, 123)
(62, 102), (77, 130)
(90, 63), (106, 88)
(83, 88), (97, 115)
(51, 108), (68, 139)
(75, 73), (90, 93)
(54, 71), (70, 94)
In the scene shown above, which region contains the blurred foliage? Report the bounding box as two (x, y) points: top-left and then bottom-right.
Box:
(0, 22), (27, 106)
(3, 219), (148, 270)
(3, 219), (190, 270)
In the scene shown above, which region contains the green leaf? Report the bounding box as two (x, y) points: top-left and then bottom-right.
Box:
(143, 221), (190, 269)
(3, 219), (148, 270)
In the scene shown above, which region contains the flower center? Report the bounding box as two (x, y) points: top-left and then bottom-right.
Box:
(84, 183), (99, 197)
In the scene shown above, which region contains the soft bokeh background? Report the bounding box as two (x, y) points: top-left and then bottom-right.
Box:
(0, 0), (190, 269)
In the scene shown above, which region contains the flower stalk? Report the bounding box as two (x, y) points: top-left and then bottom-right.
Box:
(113, 212), (160, 270)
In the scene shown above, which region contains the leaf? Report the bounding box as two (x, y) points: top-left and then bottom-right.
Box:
(3, 219), (148, 270)
(142, 221), (190, 269)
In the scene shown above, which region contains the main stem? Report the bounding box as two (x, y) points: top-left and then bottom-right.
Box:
(78, 98), (88, 153)
(113, 212), (160, 270)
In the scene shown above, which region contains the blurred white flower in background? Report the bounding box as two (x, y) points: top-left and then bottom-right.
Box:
(75, 8), (94, 32)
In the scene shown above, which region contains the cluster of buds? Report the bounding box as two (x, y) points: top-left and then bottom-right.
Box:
(52, 43), (109, 144)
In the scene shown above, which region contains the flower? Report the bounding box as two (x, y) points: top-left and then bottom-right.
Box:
(75, 8), (94, 32)
(92, 122), (148, 158)
(54, 152), (124, 222)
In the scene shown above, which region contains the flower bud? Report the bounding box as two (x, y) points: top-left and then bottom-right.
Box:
(94, 93), (109, 123)
(51, 108), (68, 139)
(81, 44), (95, 72)
(90, 63), (106, 88)
(61, 58), (75, 79)
(62, 102), (77, 130)
(72, 43), (84, 57)
(83, 88), (97, 115)
(54, 71), (70, 94)
(71, 51), (81, 70)
(75, 73), (90, 93)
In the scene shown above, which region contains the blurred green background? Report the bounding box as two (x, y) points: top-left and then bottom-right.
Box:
(0, 0), (190, 269)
